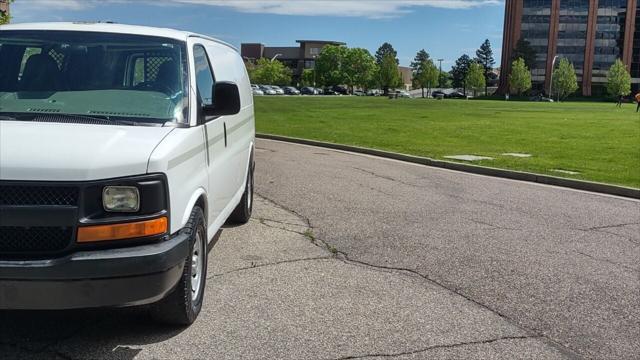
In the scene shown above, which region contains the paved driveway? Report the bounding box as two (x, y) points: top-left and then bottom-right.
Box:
(254, 139), (639, 359)
(2, 139), (638, 359)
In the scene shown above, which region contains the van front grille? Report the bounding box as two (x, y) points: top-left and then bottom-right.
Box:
(0, 226), (73, 255)
(0, 185), (79, 206)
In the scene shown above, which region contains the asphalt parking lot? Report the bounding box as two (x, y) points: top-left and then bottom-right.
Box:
(2, 139), (638, 359)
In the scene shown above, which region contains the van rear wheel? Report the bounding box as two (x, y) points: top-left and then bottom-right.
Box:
(228, 161), (254, 224)
(152, 206), (207, 325)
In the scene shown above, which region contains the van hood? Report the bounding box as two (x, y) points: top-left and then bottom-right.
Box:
(0, 121), (174, 181)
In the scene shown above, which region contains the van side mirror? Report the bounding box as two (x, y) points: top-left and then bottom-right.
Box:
(203, 82), (241, 117)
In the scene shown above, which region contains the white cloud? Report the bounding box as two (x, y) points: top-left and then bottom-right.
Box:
(14, 0), (502, 19)
(16, 0), (92, 10)
(173, 0), (502, 18)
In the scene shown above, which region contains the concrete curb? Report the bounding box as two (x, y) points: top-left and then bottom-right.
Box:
(257, 133), (640, 200)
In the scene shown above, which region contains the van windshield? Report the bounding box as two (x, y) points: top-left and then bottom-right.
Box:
(0, 31), (189, 125)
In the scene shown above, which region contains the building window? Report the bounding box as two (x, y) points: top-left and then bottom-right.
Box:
(592, 0), (627, 77)
(309, 47), (320, 55)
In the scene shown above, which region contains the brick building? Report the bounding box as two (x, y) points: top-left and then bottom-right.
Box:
(499, 0), (638, 96)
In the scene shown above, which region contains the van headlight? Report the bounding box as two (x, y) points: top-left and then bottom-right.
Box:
(102, 186), (140, 212)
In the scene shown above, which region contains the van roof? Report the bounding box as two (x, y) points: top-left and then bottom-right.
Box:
(0, 22), (237, 51)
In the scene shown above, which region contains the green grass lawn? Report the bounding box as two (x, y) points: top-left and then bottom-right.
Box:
(255, 96), (640, 188)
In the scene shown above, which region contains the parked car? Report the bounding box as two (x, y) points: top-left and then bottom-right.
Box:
(0, 22), (256, 326)
(447, 91), (466, 99)
(260, 85), (277, 95)
(315, 87), (324, 95)
(323, 88), (339, 95)
(270, 85), (285, 95)
(529, 94), (554, 102)
(353, 90), (366, 96)
(332, 85), (349, 95)
(300, 86), (317, 95)
(251, 85), (264, 96)
(396, 90), (411, 98)
(283, 86), (300, 95)
(431, 90), (447, 99)
(367, 89), (382, 96)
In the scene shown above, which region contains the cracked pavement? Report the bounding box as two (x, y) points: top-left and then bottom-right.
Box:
(1, 195), (567, 360)
(1, 138), (638, 359)
(254, 139), (640, 359)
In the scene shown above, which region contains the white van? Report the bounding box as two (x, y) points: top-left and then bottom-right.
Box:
(0, 22), (255, 324)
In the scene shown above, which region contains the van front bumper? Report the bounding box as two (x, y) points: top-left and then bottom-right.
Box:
(0, 232), (190, 310)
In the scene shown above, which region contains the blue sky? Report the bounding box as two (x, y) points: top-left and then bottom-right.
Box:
(10, 0), (505, 69)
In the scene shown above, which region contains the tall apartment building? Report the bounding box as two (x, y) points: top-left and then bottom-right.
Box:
(499, 0), (638, 96)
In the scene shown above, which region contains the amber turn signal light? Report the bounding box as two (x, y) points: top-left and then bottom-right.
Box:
(77, 217), (168, 243)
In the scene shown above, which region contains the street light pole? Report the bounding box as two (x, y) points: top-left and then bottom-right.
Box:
(312, 55), (317, 87)
(437, 59), (444, 88)
(548, 55), (558, 99)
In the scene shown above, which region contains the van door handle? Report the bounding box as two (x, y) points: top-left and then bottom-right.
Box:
(223, 122), (227, 147)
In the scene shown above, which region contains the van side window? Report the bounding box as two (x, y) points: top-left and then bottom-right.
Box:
(131, 54), (175, 86)
(193, 45), (215, 106)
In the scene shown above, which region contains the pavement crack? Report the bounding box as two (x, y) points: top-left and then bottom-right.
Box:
(256, 217), (307, 228)
(352, 167), (422, 188)
(573, 250), (639, 273)
(581, 222), (639, 231)
(467, 218), (521, 231)
(208, 256), (332, 278)
(330, 253), (582, 359)
(254, 192), (583, 358)
(330, 335), (542, 359)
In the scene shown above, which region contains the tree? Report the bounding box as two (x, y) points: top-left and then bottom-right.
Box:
(413, 58), (439, 97)
(508, 57), (532, 96)
(606, 59), (632, 99)
(375, 42), (398, 65)
(551, 58), (578, 101)
(0, 0), (13, 25)
(450, 54), (472, 94)
(314, 44), (348, 87)
(511, 39), (536, 69)
(475, 39), (495, 96)
(466, 62), (486, 97)
(439, 70), (451, 88)
(249, 58), (292, 86)
(301, 68), (315, 87)
(378, 53), (401, 95)
(411, 49), (432, 97)
(344, 48), (377, 92)
(411, 49), (430, 71)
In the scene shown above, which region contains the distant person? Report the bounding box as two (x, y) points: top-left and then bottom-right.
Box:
(616, 95), (623, 108)
(636, 92), (640, 112)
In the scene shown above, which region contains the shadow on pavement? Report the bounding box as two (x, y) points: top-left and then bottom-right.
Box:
(0, 306), (187, 359)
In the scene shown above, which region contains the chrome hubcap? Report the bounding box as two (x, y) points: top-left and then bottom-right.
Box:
(191, 232), (204, 301)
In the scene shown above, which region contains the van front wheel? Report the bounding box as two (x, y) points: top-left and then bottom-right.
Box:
(152, 206), (207, 325)
(228, 161), (254, 224)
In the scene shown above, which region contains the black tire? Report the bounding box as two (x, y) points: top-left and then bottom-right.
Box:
(152, 206), (207, 325)
(228, 158), (254, 224)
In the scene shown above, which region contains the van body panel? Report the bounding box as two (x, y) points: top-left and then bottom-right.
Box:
(146, 127), (209, 235)
(0, 121), (174, 181)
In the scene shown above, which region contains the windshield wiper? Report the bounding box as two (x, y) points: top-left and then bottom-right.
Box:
(0, 112), (138, 126)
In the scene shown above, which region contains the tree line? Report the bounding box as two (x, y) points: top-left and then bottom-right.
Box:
(248, 42), (408, 94)
(247, 37), (632, 100)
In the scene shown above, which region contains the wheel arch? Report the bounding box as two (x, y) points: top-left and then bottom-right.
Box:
(181, 187), (209, 231)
